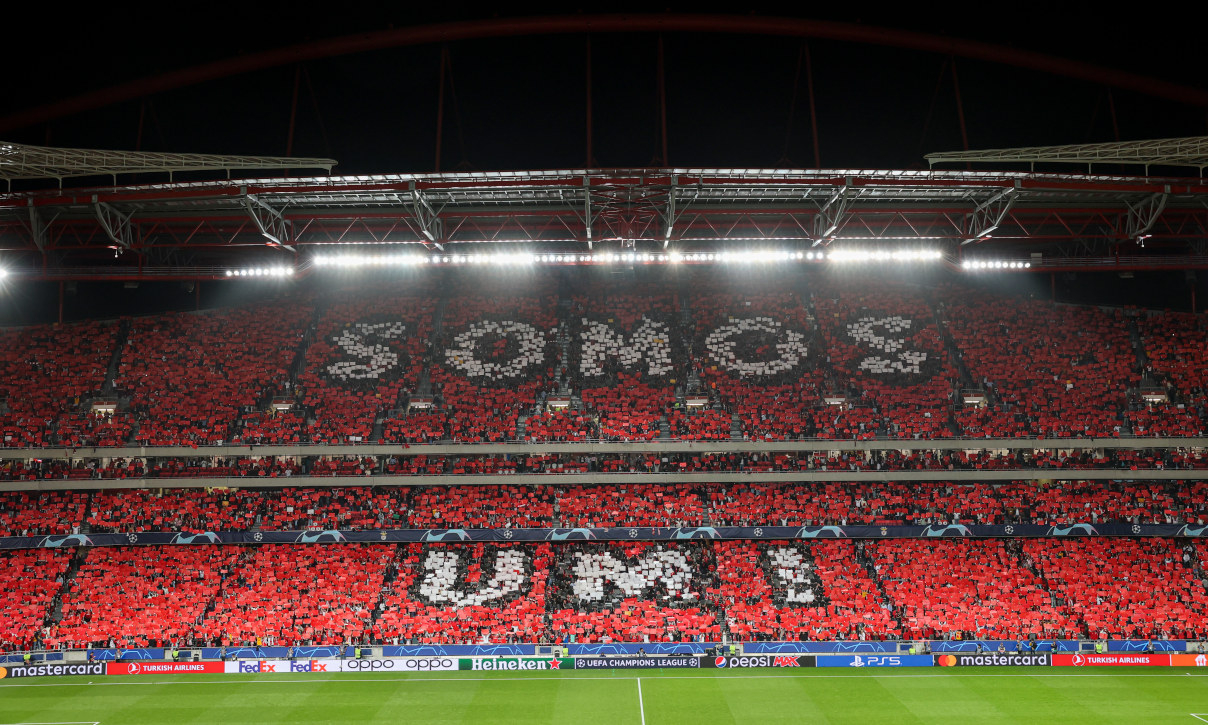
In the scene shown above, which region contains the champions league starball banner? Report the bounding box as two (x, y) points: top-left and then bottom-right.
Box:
(2, 523), (1202, 551)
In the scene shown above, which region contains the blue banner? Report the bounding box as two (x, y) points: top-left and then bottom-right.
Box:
(0, 652), (63, 663)
(1108, 640), (1185, 652)
(817, 654), (934, 668)
(567, 643), (715, 656)
(92, 648), (164, 661)
(744, 641), (898, 654)
(198, 646), (344, 660)
(930, 640), (1078, 653)
(2, 523), (1202, 551)
(382, 644), (534, 657)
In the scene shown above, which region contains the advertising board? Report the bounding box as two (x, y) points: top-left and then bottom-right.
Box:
(460, 657), (574, 671)
(703, 655), (815, 668)
(817, 655), (933, 668)
(575, 656), (701, 669)
(109, 661), (225, 675)
(1051, 654), (1172, 666)
(935, 653), (1052, 667)
(0, 663), (106, 678)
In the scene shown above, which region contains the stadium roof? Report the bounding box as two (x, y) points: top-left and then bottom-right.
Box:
(926, 136), (1208, 172)
(0, 141), (336, 186)
(2, 162), (1207, 280)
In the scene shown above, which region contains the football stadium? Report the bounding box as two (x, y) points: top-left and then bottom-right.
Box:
(2, 9), (1208, 724)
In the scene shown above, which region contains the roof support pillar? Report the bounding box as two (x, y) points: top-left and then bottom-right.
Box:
(93, 197), (136, 251)
(1123, 189), (1169, 241)
(963, 184), (1018, 244)
(243, 192), (295, 251)
(812, 178), (854, 244)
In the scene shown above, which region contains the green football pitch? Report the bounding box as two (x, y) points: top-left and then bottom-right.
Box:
(2, 667), (1207, 724)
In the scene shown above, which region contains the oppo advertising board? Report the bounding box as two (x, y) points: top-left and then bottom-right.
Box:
(226, 658), (458, 674)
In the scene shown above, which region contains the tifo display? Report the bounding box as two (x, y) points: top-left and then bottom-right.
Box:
(2, 280), (1205, 448)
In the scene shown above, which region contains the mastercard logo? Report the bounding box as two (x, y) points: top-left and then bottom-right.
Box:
(938, 655), (957, 667)
(0, 666), (7, 679)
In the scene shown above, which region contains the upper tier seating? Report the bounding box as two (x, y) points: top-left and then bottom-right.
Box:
(941, 293), (1139, 438)
(430, 286), (560, 442)
(691, 291), (821, 440)
(299, 292), (435, 444)
(0, 321), (119, 448)
(117, 305), (310, 446)
(564, 287), (685, 442)
(813, 288), (958, 440)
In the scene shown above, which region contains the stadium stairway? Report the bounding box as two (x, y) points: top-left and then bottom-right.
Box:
(1125, 312), (1150, 371)
(40, 548), (89, 631)
(1004, 539), (1063, 610)
(370, 545), (404, 627)
(100, 318), (132, 395)
(854, 541), (904, 632)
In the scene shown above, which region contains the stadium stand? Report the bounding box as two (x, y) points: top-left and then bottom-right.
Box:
(0, 548), (74, 651)
(0, 320), (119, 448)
(116, 305), (311, 446)
(374, 543), (551, 644)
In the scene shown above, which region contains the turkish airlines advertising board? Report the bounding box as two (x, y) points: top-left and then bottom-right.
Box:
(1051, 653), (1172, 667)
(107, 661), (226, 675)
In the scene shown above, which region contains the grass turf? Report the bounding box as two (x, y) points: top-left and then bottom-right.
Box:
(2, 667), (1207, 724)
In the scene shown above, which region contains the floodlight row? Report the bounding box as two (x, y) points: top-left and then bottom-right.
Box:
(962, 260), (1032, 270)
(310, 249), (946, 268)
(225, 267), (295, 277)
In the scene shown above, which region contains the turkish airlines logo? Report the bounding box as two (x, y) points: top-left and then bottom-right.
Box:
(127, 662), (142, 675)
(1071, 655), (1085, 666)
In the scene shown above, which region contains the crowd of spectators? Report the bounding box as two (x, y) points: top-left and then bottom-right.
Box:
(117, 305), (311, 446)
(941, 294), (1140, 438)
(0, 320), (119, 448)
(813, 288), (958, 440)
(297, 293), (435, 444)
(6, 535), (1208, 647)
(5, 478), (1208, 536)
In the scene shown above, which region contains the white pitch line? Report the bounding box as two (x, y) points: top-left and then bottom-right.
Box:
(1, 672), (1207, 689)
(637, 677), (646, 725)
(1190, 715), (1208, 723)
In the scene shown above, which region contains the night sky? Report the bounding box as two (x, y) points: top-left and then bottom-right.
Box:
(4, 4), (1205, 173)
(1, 5), (1206, 323)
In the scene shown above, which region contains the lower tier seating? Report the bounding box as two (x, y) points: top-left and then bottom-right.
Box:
(15, 537), (1208, 648)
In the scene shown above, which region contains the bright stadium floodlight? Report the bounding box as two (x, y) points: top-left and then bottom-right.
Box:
(961, 258), (1033, 272)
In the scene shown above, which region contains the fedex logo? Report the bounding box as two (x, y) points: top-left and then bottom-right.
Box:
(238, 661), (278, 673)
(289, 660), (329, 673)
